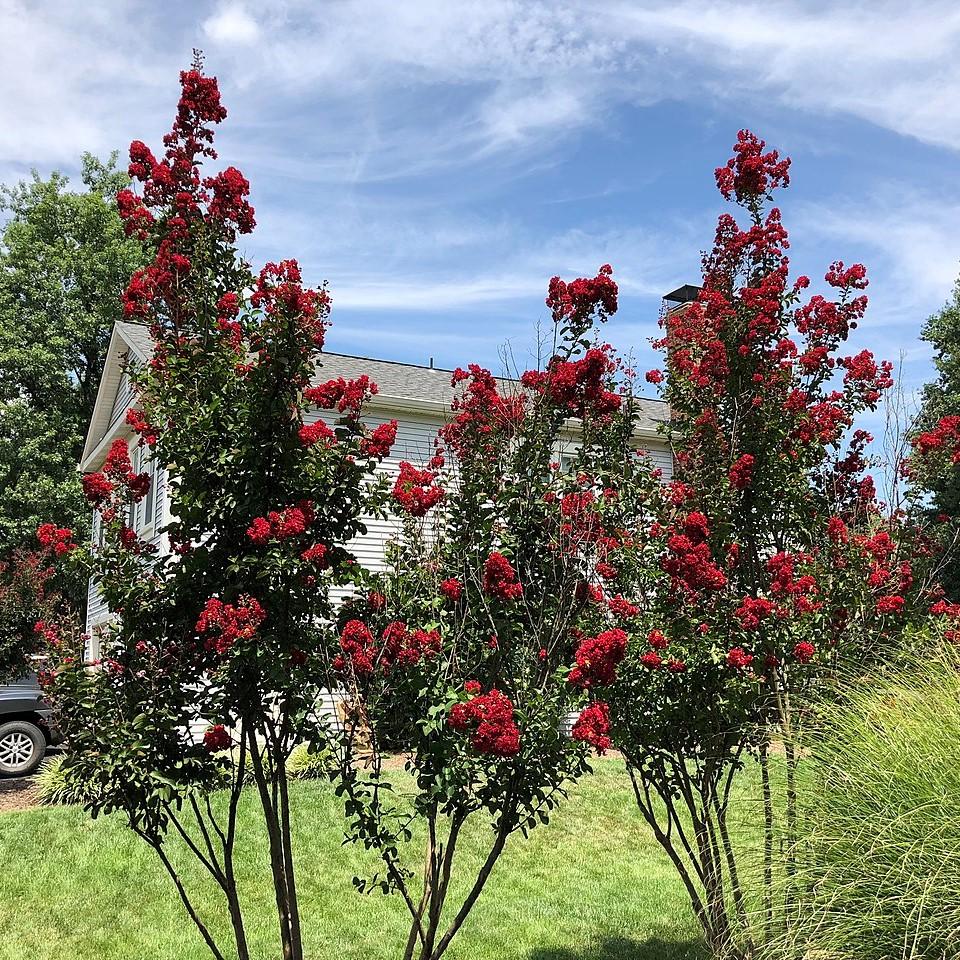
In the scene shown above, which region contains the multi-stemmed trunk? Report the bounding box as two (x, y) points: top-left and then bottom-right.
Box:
(625, 752), (753, 959)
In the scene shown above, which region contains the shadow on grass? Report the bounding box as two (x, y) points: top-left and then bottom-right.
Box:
(529, 935), (707, 960)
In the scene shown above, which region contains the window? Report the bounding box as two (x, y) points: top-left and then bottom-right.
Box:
(142, 450), (156, 528)
(133, 445), (158, 532)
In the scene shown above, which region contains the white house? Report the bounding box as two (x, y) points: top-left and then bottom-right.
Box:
(79, 320), (673, 656)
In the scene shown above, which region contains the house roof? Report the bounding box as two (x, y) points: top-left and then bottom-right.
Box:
(80, 321), (669, 470)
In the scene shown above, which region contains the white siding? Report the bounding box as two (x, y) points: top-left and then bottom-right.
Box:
(86, 403), (672, 643)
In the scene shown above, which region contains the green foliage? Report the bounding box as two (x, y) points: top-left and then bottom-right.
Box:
(0, 154), (144, 595)
(33, 753), (101, 807)
(914, 273), (960, 593)
(772, 648), (960, 960)
(286, 743), (332, 781)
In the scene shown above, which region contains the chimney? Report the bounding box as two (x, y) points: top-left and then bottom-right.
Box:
(662, 284), (701, 311)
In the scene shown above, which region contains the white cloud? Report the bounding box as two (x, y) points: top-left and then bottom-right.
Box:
(203, 4), (260, 46)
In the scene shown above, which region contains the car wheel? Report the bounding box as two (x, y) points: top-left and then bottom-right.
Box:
(0, 721), (46, 777)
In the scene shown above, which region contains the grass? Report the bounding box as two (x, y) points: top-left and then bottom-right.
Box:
(773, 652), (960, 960)
(0, 759), (712, 960)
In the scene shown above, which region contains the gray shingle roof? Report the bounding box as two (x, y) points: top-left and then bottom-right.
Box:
(116, 321), (154, 360)
(113, 323), (668, 429)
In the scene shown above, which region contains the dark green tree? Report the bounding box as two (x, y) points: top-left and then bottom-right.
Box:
(0, 154), (145, 596)
(914, 271), (960, 594)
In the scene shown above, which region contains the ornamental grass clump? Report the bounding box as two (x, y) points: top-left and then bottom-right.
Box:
(772, 648), (960, 960)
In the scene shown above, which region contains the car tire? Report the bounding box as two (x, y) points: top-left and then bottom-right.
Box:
(0, 720), (46, 777)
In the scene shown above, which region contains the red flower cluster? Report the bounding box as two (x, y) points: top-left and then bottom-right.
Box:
(571, 700), (612, 753)
(661, 512), (727, 596)
(300, 543), (330, 568)
(82, 438), (151, 508)
(727, 647), (754, 670)
(482, 551), (523, 601)
(792, 640), (815, 663)
(195, 595), (266, 655)
(125, 408), (158, 447)
(118, 65), (256, 329)
(544, 265), (618, 326)
(714, 129), (791, 202)
(728, 453), (755, 490)
(361, 420), (398, 458)
(206, 166), (255, 234)
(392, 461), (444, 517)
(876, 595), (905, 615)
(448, 688), (521, 757)
(440, 578), (463, 602)
(335, 619), (441, 676)
(734, 596), (779, 630)
(913, 415), (960, 464)
(203, 724), (232, 752)
(380, 621), (442, 670)
(521, 347), (621, 419)
(608, 594), (639, 620)
(250, 260), (327, 348)
(304, 375), (378, 418)
(36, 523), (76, 557)
(81, 473), (114, 506)
(825, 261), (869, 290)
(246, 501), (315, 544)
(568, 628), (628, 688)
(440, 365), (526, 463)
(840, 350), (893, 405)
(299, 420), (336, 448)
(827, 515), (849, 544)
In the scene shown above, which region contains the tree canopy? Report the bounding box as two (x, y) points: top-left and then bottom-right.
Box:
(0, 154), (144, 584)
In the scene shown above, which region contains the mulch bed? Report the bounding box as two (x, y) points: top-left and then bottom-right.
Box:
(0, 776), (38, 814)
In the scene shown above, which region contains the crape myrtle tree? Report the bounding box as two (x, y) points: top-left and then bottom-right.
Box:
(41, 59), (397, 960)
(323, 266), (643, 960)
(0, 545), (75, 683)
(569, 132), (949, 957)
(908, 271), (960, 596)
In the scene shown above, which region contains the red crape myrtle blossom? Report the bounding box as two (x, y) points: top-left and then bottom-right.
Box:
(392, 462), (444, 517)
(568, 628), (628, 688)
(36, 524), (77, 557)
(334, 619), (442, 677)
(438, 364), (526, 464)
(245, 502), (315, 545)
(305, 376), (377, 418)
(545, 264), (618, 326)
(361, 420), (398, 459)
(195, 595), (266, 655)
(203, 724), (232, 752)
(448, 688), (521, 758)
(913, 415), (960, 465)
(571, 700), (612, 753)
(439, 577), (462, 602)
(482, 551), (523, 601)
(521, 346), (622, 420)
(81, 438), (151, 508)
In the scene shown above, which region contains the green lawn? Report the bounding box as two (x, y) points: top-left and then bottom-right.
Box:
(0, 760), (712, 960)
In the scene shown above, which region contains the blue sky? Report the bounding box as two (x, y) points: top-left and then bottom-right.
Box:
(2, 0), (959, 438)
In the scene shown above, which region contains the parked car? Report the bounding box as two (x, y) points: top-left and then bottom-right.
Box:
(0, 674), (61, 776)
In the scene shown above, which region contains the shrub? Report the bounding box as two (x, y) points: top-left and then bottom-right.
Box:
(286, 743), (330, 781)
(34, 754), (100, 807)
(776, 649), (960, 959)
